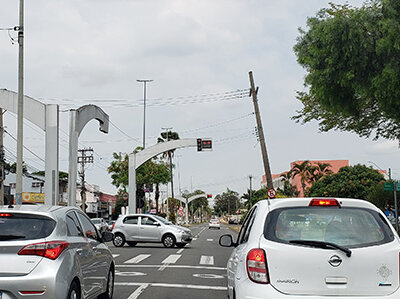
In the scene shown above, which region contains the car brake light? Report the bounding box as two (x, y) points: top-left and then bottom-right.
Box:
(309, 198), (340, 207)
(111, 223), (115, 231)
(18, 241), (69, 260)
(0, 213), (11, 217)
(246, 248), (269, 284)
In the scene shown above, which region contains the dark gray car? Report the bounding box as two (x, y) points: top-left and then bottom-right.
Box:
(0, 204), (115, 299)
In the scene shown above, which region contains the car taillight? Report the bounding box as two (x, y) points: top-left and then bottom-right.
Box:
(18, 241), (69, 260)
(0, 213), (11, 217)
(246, 248), (269, 284)
(111, 223), (115, 231)
(309, 198), (340, 207)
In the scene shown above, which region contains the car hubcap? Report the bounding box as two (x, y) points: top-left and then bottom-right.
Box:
(165, 237), (173, 247)
(114, 236), (122, 246)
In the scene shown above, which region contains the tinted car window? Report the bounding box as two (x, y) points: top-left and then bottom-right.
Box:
(264, 207), (394, 248)
(0, 213), (56, 241)
(76, 212), (99, 241)
(124, 216), (139, 225)
(141, 216), (157, 226)
(237, 206), (257, 245)
(66, 212), (84, 237)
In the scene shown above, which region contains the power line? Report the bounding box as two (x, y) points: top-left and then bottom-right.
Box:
(4, 129), (45, 163)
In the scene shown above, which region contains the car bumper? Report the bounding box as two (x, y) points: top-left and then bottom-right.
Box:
(177, 232), (192, 243)
(209, 224), (220, 228)
(235, 280), (400, 299)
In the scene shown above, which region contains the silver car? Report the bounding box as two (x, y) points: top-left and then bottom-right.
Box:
(112, 214), (192, 248)
(91, 217), (109, 233)
(0, 204), (115, 299)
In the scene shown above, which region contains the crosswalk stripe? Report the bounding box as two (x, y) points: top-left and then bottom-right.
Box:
(199, 255), (214, 265)
(162, 254), (181, 264)
(207, 239), (214, 242)
(124, 254), (151, 264)
(112, 254), (120, 258)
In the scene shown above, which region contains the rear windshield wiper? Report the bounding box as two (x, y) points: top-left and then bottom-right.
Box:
(289, 240), (352, 257)
(0, 235), (26, 241)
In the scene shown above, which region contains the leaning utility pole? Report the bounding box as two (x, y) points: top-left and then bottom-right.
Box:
(249, 175), (253, 208)
(16, 0), (24, 204)
(249, 71), (273, 189)
(78, 148), (94, 213)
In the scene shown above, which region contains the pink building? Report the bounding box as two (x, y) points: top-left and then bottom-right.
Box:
(261, 160), (350, 197)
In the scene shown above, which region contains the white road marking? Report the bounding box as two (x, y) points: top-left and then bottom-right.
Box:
(115, 271), (147, 277)
(161, 254), (181, 264)
(207, 239), (214, 242)
(176, 248), (184, 254)
(192, 238), (198, 241)
(193, 273), (225, 279)
(124, 254), (151, 264)
(112, 254), (120, 258)
(127, 283), (149, 299)
(117, 264), (226, 271)
(116, 282), (227, 291)
(199, 255), (214, 265)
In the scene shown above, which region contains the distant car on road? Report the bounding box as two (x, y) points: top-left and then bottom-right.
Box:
(91, 217), (109, 233)
(0, 204), (115, 299)
(209, 218), (221, 229)
(112, 214), (192, 248)
(220, 197), (400, 299)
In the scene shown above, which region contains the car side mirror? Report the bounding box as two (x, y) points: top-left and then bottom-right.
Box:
(219, 234), (235, 247)
(155, 222), (161, 226)
(102, 231), (114, 243)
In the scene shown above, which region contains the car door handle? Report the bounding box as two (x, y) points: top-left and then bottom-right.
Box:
(140, 227), (145, 229)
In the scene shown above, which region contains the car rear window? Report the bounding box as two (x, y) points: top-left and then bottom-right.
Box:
(0, 213), (56, 241)
(264, 207), (394, 248)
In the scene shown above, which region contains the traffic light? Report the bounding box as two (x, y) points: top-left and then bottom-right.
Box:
(197, 138), (202, 152)
(202, 139), (212, 150)
(207, 194), (212, 198)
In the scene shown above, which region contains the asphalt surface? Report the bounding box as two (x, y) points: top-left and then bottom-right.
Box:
(109, 223), (238, 299)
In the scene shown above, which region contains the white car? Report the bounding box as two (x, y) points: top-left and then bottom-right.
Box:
(91, 217), (108, 233)
(209, 218), (221, 229)
(219, 198), (400, 299)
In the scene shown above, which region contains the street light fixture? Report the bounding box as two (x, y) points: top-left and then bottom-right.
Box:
(137, 79), (153, 149)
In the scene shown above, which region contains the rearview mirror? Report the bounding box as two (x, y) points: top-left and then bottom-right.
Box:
(102, 231), (114, 243)
(219, 234), (235, 247)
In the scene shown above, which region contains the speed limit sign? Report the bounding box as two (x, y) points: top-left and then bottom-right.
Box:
(267, 188), (276, 199)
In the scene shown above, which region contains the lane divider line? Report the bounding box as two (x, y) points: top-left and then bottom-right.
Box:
(127, 283), (149, 299)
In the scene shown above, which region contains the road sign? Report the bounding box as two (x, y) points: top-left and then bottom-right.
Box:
(122, 192), (129, 201)
(384, 182), (400, 191)
(267, 188), (276, 199)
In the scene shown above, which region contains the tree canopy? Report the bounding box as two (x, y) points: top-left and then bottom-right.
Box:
(293, 0), (400, 141)
(308, 164), (385, 199)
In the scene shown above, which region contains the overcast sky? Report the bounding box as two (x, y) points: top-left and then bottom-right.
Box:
(1, 0), (398, 201)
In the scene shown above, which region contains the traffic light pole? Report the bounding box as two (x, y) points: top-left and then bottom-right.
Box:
(249, 71), (273, 189)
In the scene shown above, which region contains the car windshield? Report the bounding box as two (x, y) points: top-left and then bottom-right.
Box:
(153, 215), (172, 225)
(91, 219), (100, 224)
(0, 213), (56, 241)
(264, 207), (394, 248)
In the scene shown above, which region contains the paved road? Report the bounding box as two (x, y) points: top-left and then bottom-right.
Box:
(109, 223), (237, 299)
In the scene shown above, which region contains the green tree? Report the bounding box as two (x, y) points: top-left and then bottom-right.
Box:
(309, 162), (333, 183)
(293, 0), (400, 141)
(278, 172), (299, 197)
(214, 190), (241, 216)
(290, 161), (314, 195)
(308, 164), (385, 199)
(367, 181), (399, 211)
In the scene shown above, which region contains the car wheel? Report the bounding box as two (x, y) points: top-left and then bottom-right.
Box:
(67, 281), (81, 299)
(127, 241), (137, 247)
(113, 233), (125, 247)
(98, 267), (114, 299)
(162, 234), (176, 248)
(176, 243), (186, 248)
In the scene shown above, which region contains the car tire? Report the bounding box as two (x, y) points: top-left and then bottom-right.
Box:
(67, 280), (81, 299)
(113, 233), (125, 247)
(127, 241), (137, 247)
(98, 267), (114, 299)
(176, 243), (186, 248)
(162, 234), (176, 248)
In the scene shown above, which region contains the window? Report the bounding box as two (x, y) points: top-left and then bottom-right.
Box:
(0, 213), (56, 241)
(123, 216), (139, 225)
(264, 207), (394, 248)
(76, 212), (99, 241)
(10, 183), (16, 189)
(141, 216), (157, 226)
(237, 206), (258, 245)
(66, 212), (84, 237)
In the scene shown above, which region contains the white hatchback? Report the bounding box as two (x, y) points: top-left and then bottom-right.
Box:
(219, 198), (400, 299)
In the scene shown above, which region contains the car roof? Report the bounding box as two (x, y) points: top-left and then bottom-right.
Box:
(0, 204), (81, 219)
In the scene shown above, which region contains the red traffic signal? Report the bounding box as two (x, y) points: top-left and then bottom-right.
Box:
(207, 194), (212, 198)
(202, 140), (212, 149)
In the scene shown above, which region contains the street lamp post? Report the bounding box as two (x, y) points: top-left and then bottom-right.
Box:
(137, 79), (153, 149)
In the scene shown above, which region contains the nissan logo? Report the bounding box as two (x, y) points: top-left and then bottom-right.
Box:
(328, 255), (342, 267)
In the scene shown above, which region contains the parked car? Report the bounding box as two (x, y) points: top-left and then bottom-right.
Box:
(112, 214), (192, 248)
(219, 198), (400, 299)
(0, 204), (115, 299)
(91, 217), (109, 233)
(209, 218), (221, 229)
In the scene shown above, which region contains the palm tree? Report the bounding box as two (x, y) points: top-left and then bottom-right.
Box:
(310, 162), (333, 183)
(157, 131), (180, 216)
(290, 161), (313, 196)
